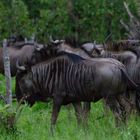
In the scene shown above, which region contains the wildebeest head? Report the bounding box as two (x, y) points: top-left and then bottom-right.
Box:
(15, 62), (36, 105)
(81, 41), (105, 57)
(48, 37), (94, 59)
(30, 36), (106, 63)
(30, 36), (65, 65)
(30, 43), (46, 64)
(47, 37), (106, 59)
(30, 43), (53, 65)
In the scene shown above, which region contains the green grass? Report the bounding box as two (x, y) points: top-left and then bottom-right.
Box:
(0, 74), (140, 140)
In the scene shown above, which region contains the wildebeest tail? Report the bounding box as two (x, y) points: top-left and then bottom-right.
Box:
(121, 69), (140, 112)
(121, 69), (138, 90)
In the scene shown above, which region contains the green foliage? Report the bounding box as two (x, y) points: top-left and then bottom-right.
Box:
(0, 75), (21, 133)
(0, 103), (23, 132)
(0, 74), (15, 94)
(133, 0), (140, 17)
(34, 0), (72, 42)
(0, 104), (14, 129)
(0, 0), (34, 40)
(0, 0), (139, 42)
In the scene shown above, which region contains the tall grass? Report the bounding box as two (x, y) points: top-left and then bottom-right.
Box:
(0, 74), (140, 140)
(0, 102), (140, 140)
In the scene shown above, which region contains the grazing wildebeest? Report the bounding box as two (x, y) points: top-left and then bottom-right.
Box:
(15, 41), (140, 133)
(0, 40), (44, 76)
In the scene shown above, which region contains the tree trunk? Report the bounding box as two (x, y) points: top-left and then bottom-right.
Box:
(3, 39), (12, 105)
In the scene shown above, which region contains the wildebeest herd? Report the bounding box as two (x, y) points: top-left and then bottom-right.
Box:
(1, 36), (140, 133)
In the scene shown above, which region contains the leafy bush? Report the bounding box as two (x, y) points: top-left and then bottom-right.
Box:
(0, 0), (139, 42)
(0, 0), (34, 40)
(0, 104), (23, 132)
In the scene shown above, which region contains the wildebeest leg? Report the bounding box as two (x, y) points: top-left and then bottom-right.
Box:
(66, 104), (73, 121)
(72, 102), (83, 124)
(117, 93), (135, 122)
(105, 95), (127, 127)
(83, 102), (91, 123)
(51, 96), (63, 135)
(102, 99), (110, 116)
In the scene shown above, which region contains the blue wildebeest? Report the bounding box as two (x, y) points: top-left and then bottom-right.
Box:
(86, 41), (140, 112)
(15, 40), (140, 133)
(29, 38), (139, 120)
(51, 39), (140, 115)
(0, 38), (44, 76)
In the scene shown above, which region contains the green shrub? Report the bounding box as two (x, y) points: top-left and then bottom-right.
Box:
(0, 104), (23, 132)
(0, 0), (139, 42)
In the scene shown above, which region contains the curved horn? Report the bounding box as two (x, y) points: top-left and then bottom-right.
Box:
(35, 44), (45, 51)
(93, 41), (96, 48)
(24, 38), (27, 43)
(49, 35), (57, 43)
(49, 35), (64, 44)
(93, 41), (101, 55)
(16, 60), (26, 71)
(104, 33), (112, 43)
(91, 41), (96, 51)
(59, 39), (65, 43)
(93, 41), (100, 51)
